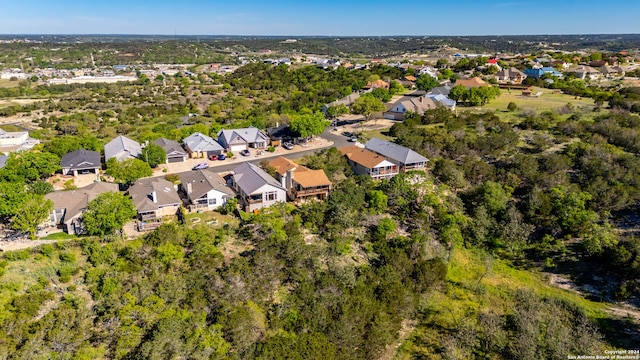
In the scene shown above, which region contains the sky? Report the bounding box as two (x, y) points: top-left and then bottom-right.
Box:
(1, 0), (639, 36)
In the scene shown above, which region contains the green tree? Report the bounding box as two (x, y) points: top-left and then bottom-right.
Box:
(0, 151), (60, 183)
(140, 143), (166, 168)
(0, 181), (28, 219)
(82, 191), (136, 237)
(367, 189), (388, 214)
(389, 81), (404, 95)
(352, 94), (385, 121)
(415, 74), (439, 91)
(27, 179), (54, 195)
(507, 101), (518, 112)
(106, 157), (152, 185)
(326, 103), (349, 119)
(11, 194), (53, 239)
(288, 111), (329, 138)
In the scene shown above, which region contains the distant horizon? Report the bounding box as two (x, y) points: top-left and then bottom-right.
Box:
(1, 33), (639, 38)
(2, 0), (639, 36)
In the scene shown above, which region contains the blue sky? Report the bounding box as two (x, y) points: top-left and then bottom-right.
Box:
(2, 0), (639, 36)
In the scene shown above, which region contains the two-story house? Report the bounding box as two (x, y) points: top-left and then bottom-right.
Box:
(364, 138), (428, 173)
(232, 162), (286, 212)
(129, 177), (181, 230)
(179, 169), (235, 211)
(44, 182), (120, 235)
(339, 145), (399, 180)
(269, 157), (331, 202)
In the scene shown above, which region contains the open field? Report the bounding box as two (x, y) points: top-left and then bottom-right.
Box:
(0, 79), (21, 88)
(482, 87), (597, 113)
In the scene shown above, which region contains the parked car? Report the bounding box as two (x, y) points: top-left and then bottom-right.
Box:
(217, 154), (226, 160)
(208, 154), (218, 160)
(342, 131), (352, 137)
(349, 136), (358, 142)
(240, 149), (251, 156)
(282, 142), (294, 150)
(192, 162), (209, 170)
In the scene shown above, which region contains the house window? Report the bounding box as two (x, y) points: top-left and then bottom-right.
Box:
(208, 198), (217, 205)
(265, 191), (277, 201)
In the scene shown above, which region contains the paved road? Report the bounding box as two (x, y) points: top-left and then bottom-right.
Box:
(186, 127), (351, 174)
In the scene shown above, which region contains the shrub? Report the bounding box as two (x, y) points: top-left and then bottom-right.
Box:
(59, 251), (77, 263)
(507, 101), (518, 112)
(267, 146), (276, 152)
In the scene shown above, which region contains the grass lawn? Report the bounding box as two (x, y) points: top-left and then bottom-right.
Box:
(39, 232), (79, 241)
(184, 211), (238, 228)
(360, 127), (395, 142)
(481, 87), (597, 114)
(0, 79), (21, 88)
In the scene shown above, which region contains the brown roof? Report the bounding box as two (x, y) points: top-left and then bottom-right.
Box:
(269, 156), (330, 188)
(339, 145), (391, 169)
(269, 156), (302, 176)
(364, 79), (390, 89)
(403, 75), (417, 81)
(292, 169), (331, 188)
(455, 77), (488, 88)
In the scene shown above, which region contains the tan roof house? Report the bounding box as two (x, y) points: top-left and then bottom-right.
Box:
(129, 177), (181, 230)
(44, 182), (120, 235)
(455, 77), (488, 88)
(339, 145), (399, 180)
(269, 157), (331, 201)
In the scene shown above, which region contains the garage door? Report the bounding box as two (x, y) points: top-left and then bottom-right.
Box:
(230, 144), (246, 152)
(167, 156), (184, 163)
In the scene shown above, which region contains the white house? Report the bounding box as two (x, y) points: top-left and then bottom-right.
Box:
(179, 169), (235, 211)
(232, 162), (286, 212)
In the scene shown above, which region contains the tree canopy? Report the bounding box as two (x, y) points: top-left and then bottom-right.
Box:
(140, 143), (166, 168)
(288, 110), (329, 138)
(106, 158), (153, 185)
(82, 191), (136, 236)
(352, 94), (385, 120)
(11, 194), (53, 239)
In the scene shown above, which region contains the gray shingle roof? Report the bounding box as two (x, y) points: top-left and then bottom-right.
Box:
(45, 182), (120, 225)
(233, 162), (284, 195)
(104, 135), (142, 162)
(364, 137), (429, 166)
(129, 177), (181, 213)
(179, 169), (234, 201)
(218, 127), (269, 148)
(153, 138), (186, 157)
(61, 149), (101, 170)
(183, 132), (223, 153)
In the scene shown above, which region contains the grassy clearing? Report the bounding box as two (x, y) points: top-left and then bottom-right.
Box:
(39, 232), (79, 241)
(446, 246), (607, 318)
(360, 127), (394, 142)
(481, 87), (597, 114)
(0, 79), (21, 88)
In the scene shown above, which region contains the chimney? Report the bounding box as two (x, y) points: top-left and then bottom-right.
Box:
(186, 182), (192, 195)
(151, 190), (157, 203)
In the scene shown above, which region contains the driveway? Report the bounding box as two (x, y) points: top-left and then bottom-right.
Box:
(150, 135), (335, 176)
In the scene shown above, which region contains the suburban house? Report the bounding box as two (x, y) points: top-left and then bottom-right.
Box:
(179, 169), (235, 211)
(568, 66), (601, 80)
(44, 182), (120, 235)
(104, 135), (142, 162)
(524, 67), (563, 79)
(495, 67), (527, 83)
(218, 127), (270, 152)
(425, 94), (456, 110)
(153, 138), (187, 163)
(430, 85), (453, 96)
(61, 149), (101, 176)
(455, 77), (488, 88)
(266, 125), (302, 147)
(232, 162), (286, 212)
(269, 156), (332, 201)
(599, 66), (625, 78)
(339, 145), (399, 180)
(183, 132), (224, 158)
(364, 137), (429, 173)
(384, 96), (438, 120)
(129, 177), (181, 230)
(0, 129), (40, 153)
(363, 79), (389, 90)
(321, 93), (360, 114)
